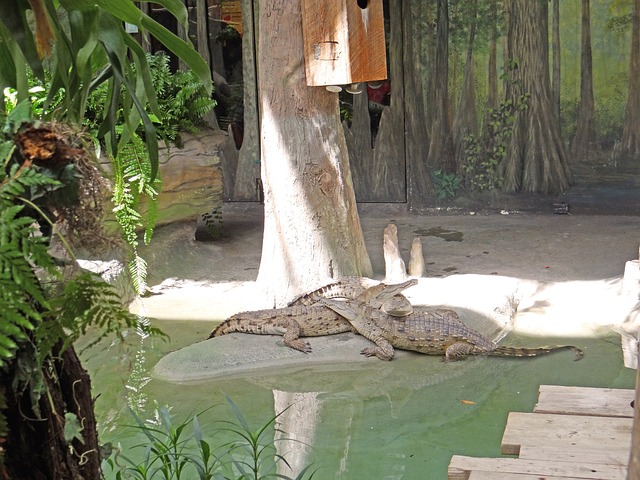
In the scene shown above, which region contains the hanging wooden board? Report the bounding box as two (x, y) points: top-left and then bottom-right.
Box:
(301, 0), (387, 87)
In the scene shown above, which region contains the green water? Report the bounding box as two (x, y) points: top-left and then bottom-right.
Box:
(82, 319), (636, 480)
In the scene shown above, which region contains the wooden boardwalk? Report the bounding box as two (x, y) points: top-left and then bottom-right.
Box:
(448, 385), (635, 480)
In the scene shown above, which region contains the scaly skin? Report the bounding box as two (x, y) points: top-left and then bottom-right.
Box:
(208, 279), (418, 352)
(318, 295), (584, 362)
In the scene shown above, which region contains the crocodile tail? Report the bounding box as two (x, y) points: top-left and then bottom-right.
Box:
(208, 319), (237, 339)
(489, 345), (584, 361)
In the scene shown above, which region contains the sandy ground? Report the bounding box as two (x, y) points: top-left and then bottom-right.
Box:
(127, 203), (640, 382)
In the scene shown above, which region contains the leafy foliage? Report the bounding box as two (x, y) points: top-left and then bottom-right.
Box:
(111, 136), (161, 295)
(432, 169), (462, 199)
(104, 398), (317, 480)
(0, 105), (162, 465)
(0, 0), (212, 181)
(85, 52), (216, 148)
(462, 93), (530, 192)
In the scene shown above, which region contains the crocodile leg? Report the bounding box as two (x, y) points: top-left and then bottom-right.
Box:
(281, 319), (312, 353)
(361, 337), (395, 361)
(444, 342), (476, 361)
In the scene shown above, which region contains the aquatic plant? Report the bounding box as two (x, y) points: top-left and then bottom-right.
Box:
(103, 397), (317, 480)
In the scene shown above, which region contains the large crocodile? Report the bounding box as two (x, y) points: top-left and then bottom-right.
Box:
(317, 293), (584, 361)
(208, 278), (417, 353)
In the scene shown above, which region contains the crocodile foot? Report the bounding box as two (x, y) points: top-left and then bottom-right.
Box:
(284, 338), (312, 353)
(360, 347), (393, 361)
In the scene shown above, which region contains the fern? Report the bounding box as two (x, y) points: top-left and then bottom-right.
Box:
(111, 135), (161, 295)
(37, 272), (165, 359)
(0, 166), (60, 369)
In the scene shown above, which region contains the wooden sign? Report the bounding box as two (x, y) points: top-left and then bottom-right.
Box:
(301, 0), (387, 87)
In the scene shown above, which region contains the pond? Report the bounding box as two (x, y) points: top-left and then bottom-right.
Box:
(82, 318), (635, 480)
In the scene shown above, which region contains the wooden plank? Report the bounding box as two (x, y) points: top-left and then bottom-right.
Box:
(467, 471), (587, 480)
(501, 412), (632, 455)
(518, 445), (629, 467)
(448, 455), (627, 480)
(535, 385), (635, 418)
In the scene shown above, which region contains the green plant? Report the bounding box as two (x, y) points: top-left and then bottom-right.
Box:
(85, 52), (216, 148)
(105, 399), (317, 480)
(432, 169), (462, 199)
(111, 135), (161, 295)
(0, 103), (163, 470)
(0, 0), (212, 181)
(461, 93), (530, 192)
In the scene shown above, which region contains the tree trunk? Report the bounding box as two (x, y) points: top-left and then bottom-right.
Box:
(551, 0), (561, 125)
(502, 0), (572, 193)
(453, 0), (478, 165)
(256, 0), (372, 306)
(487, 0), (499, 111)
(232, 0), (261, 201)
(404, 0), (435, 208)
(427, 0), (456, 174)
(572, 0), (599, 162)
(614, 0), (640, 164)
(1, 343), (101, 480)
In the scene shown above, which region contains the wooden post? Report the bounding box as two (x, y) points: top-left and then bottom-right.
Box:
(628, 340), (640, 479)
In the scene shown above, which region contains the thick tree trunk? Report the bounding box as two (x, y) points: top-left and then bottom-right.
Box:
(551, 0), (561, 125)
(256, 0), (372, 306)
(232, 0), (261, 201)
(614, 0), (640, 164)
(404, 0), (434, 208)
(502, 0), (572, 193)
(1, 343), (101, 480)
(572, 0), (599, 162)
(427, 0), (456, 174)
(453, 0), (478, 165)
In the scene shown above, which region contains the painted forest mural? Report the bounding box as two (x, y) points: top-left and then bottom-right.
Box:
(303, 0), (640, 207)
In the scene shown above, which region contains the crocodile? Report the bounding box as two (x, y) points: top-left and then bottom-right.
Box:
(317, 294), (584, 362)
(208, 278), (418, 353)
(287, 276), (414, 316)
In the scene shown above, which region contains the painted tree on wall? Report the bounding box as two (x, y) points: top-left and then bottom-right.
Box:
(572, 0), (599, 161)
(502, 0), (572, 193)
(551, 0), (561, 125)
(427, 0), (456, 174)
(614, 0), (640, 163)
(255, 0), (372, 306)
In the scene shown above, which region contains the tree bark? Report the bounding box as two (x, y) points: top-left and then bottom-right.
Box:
(551, 0), (561, 125)
(453, 0), (478, 165)
(502, 0), (572, 193)
(614, 0), (640, 164)
(487, 0), (499, 111)
(233, 0), (261, 200)
(427, 0), (456, 174)
(256, 0), (372, 306)
(404, 0), (435, 208)
(1, 343), (101, 480)
(572, 0), (599, 162)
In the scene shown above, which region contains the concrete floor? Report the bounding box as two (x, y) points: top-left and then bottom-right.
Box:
(130, 202), (640, 381)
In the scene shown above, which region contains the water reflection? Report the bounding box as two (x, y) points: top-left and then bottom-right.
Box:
(84, 320), (636, 480)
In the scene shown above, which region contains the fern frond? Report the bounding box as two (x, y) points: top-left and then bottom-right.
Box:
(128, 255), (148, 296)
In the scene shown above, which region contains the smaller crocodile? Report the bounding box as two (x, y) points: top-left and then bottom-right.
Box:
(208, 279), (417, 352)
(317, 294), (584, 362)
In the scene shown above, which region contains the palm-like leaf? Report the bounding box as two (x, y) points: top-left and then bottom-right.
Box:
(0, 0), (212, 180)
